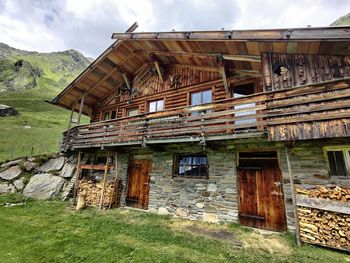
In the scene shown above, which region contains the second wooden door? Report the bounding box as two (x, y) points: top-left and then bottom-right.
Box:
(238, 155), (287, 231)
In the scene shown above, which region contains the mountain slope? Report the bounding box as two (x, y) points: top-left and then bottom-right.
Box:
(0, 43), (91, 92)
(0, 43), (90, 161)
(331, 12), (350, 26)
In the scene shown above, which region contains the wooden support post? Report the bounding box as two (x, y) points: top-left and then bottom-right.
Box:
(109, 153), (119, 209)
(68, 107), (74, 130)
(285, 146), (301, 246)
(77, 95), (85, 126)
(154, 61), (164, 83)
(73, 151), (82, 204)
(220, 66), (229, 95)
(122, 73), (132, 91)
(99, 151), (111, 209)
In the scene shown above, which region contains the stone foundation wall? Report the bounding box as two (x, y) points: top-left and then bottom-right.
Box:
(146, 147), (238, 223)
(114, 138), (350, 231)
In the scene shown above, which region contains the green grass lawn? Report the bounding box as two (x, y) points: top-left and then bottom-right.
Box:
(0, 78), (88, 162)
(0, 194), (349, 263)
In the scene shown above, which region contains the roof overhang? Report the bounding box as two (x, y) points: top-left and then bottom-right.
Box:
(51, 26), (350, 116)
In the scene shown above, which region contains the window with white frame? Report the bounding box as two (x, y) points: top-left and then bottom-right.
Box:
(148, 99), (164, 112)
(190, 89), (212, 116)
(324, 147), (350, 177)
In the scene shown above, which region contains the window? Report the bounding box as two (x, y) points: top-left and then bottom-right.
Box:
(149, 100), (164, 112)
(191, 90), (212, 116)
(128, 108), (139, 117)
(325, 147), (350, 177)
(232, 83), (256, 125)
(175, 154), (208, 178)
(111, 110), (117, 119)
(103, 112), (110, 120)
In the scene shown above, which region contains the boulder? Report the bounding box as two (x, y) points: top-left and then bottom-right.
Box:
(0, 165), (22, 180)
(59, 162), (75, 178)
(38, 157), (65, 172)
(0, 158), (22, 169)
(13, 178), (25, 190)
(0, 104), (19, 117)
(0, 183), (15, 194)
(23, 161), (37, 171)
(23, 173), (65, 200)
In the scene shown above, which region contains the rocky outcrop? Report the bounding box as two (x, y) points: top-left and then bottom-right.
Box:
(23, 173), (65, 200)
(0, 154), (77, 200)
(59, 162), (75, 178)
(38, 157), (65, 172)
(0, 165), (22, 180)
(0, 104), (19, 117)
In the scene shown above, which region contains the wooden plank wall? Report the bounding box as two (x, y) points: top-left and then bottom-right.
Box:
(266, 79), (350, 141)
(262, 53), (350, 91)
(91, 64), (226, 122)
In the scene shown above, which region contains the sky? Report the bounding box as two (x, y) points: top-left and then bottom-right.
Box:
(0, 0), (349, 58)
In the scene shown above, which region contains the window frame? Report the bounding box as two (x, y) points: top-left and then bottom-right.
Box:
(190, 89), (213, 116)
(323, 146), (350, 178)
(173, 153), (209, 179)
(148, 99), (164, 113)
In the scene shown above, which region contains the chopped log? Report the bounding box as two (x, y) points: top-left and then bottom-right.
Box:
(78, 179), (115, 207)
(296, 185), (350, 251)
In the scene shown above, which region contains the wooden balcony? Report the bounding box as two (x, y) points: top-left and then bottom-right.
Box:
(61, 78), (350, 152)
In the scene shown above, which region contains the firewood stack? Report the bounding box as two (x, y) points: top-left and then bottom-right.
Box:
(78, 179), (114, 207)
(296, 186), (350, 251)
(296, 186), (350, 202)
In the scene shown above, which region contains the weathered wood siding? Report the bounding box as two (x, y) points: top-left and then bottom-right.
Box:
(262, 53), (350, 91)
(91, 64), (227, 121)
(266, 79), (350, 141)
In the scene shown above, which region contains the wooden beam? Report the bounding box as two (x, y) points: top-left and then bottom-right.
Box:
(140, 48), (261, 62)
(68, 107), (74, 130)
(170, 63), (221, 72)
(122, 73), (132, 90)
(296, 194), (350, 215)
(77, 95), (85, 125)
(285, 147), (301, 247)
(99, 151), (111, 210)
(220, 66), (229, 94)
(222, 54), (261, 63)
(111, 27), (350, 41)
(109, 153), (119, 209)
(73, 151), (81, 204)
(154, 61), (164, 83)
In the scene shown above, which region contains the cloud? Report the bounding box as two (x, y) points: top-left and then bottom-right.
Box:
(0, 0), (349, 58)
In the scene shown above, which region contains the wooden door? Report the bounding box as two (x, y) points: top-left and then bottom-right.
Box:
(238, 157), (286, 231)
(126, 159), (152, 209)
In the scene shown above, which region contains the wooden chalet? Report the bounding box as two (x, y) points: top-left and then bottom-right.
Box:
(52, 24), (350, 233)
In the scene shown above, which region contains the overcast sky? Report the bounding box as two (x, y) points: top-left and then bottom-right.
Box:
(0, 0), (349, 58)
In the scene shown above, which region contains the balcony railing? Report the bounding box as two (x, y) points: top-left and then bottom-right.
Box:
(61, 78), (350, 151)
(61, 93), (267, 151)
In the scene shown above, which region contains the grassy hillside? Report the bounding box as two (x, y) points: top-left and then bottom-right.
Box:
(331, 12), (350, 26)
(0, 43), (90, 162)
